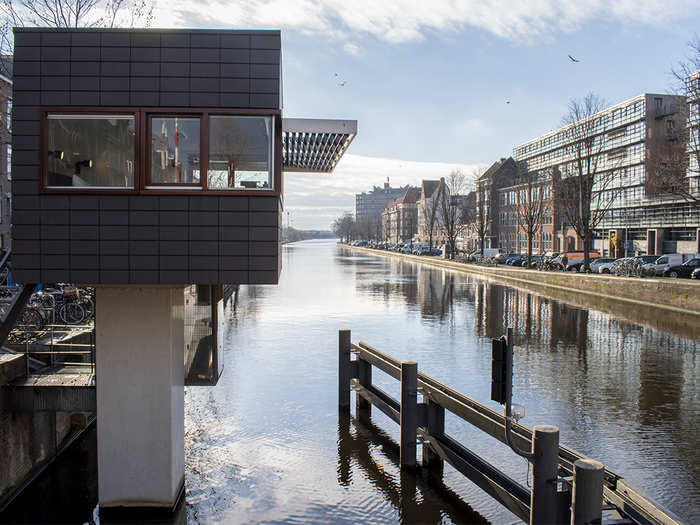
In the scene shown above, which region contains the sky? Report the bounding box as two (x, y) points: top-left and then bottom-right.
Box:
(152, 0), (700, 229)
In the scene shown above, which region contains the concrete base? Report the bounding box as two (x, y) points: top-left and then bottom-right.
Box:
(95, 286), (184, 511)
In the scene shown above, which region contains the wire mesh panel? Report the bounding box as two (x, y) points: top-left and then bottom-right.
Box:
(184, 285), (223, 386)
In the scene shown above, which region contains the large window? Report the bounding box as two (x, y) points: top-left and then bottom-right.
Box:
(149, 117), (201, 186)
(44, 111), (276, 192)
(208, 116), (273, 190)
(46, 114), (135, 188)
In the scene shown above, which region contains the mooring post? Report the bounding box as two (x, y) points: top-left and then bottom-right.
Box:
(356, 356), (372, 420)
(571, 459), (604, 525)
(338, 329), (351, 412)
(530, 425), (559, 524)
(400, 361), (418, 469)
(423, 400), (445, 472)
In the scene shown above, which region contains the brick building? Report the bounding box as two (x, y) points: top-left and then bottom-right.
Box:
(415, 178), (445, 247)
(381, 186), (420, 243)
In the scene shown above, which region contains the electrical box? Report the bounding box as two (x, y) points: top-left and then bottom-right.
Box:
(491, 336), (511, 405)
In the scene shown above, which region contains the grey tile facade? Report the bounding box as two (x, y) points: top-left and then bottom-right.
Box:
(11, 28), (283, 285)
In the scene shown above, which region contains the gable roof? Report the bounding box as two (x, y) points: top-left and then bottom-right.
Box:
(400, 187), (421, 204)
(421, 180), (441, 199)
(478, 157), (519, 186)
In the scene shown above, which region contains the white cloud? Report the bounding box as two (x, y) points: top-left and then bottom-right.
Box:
(284, 153), (486, 229)
(155, 0), (697, 44)
(343, 42), (360, 56)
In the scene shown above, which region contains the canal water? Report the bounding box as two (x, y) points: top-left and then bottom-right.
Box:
(1, 238), (697, 524)
(184, 239), (699, 524)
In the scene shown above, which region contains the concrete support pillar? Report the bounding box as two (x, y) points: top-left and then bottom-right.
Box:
(95, 286), (185, 516)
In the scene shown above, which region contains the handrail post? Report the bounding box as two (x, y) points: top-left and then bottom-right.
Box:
(571, 459), (604, 525)
(356, 355), (372, 421)
(530, 425), (559, 524)
(400, 361), (418, 469)
(423, 399), (444, 473)
(338, 329), (351, 411)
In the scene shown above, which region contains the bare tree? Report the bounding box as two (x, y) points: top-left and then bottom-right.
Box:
(354, 214), (376, 241)
(420, 181), (441, 249)
(473, 168), (491, 257)
(516, 166), (547, 267)
(332, 212), (354, 243)
(554, 93), (623, 271)
(647, 37), (700, 211)
(437, 169), (470, 259)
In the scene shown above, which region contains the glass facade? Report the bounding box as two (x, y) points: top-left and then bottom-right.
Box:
(46, 114), (135, 188)
(207, 116), (273, 190)
(150, 117), (201, 185)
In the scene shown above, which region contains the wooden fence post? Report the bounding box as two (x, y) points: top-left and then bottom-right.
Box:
(338, 329), (351, 411)
(571, 459), (604, 525)
(530, 425), (559, 524)
(423, 400), (444, 472)
(356, 357), (372, 420)
(400, 361), (418, 469)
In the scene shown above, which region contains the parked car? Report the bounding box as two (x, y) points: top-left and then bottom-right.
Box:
(481, 248), (503, 259)
(506, 254), (525, 266)
(597, 258), (622, 274)
(495, 252), (518, 264)
(565, 257), (599, 272)
(520, 255), (542, 268)
(589, 258), (615, 273)
(644, 253), (697, 276)
(663, 258), (700, 278)
(560, 251), (601, 271)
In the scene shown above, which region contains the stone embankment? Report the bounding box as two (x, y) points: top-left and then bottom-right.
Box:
(342, 244), (700, 316)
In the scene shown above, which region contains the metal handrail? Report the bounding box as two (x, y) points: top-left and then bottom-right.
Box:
(345, 333), (682, 525)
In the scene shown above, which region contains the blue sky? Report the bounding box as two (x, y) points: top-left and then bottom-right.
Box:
(156, 0), (700, 229)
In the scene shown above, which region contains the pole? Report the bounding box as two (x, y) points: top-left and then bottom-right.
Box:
(356, 356), (372, 421)
(530, 425), (559, 524)
(423, 399), (444, 472)
(338, 329), (351, 411)
(571, 459), (604, 525)
(400, 361), (418, 469)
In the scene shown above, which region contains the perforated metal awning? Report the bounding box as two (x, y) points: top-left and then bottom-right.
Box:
(282, 118), (357, 173)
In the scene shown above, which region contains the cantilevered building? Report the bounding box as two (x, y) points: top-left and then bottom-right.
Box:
(514, 93), (699, 256)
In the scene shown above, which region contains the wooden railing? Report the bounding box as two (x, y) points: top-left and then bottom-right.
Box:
(338, 329), (682, 525)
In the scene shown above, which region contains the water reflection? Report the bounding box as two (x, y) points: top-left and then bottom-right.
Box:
(335, 244), (699, 522)
(336, 412), (487, 524)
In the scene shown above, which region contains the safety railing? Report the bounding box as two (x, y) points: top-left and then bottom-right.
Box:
(5, 322), (96, 379)
(338, 329), (682, 525)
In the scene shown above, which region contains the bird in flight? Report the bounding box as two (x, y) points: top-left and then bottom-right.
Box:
(337, 81), (347, 87)
(506, 100), (511, 104)
(568, 54), (580, 62)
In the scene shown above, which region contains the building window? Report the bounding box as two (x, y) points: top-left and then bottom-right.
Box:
(46, 114), (135, 188)
(208, 115), (273, 190)
(149, 116), (201, 186)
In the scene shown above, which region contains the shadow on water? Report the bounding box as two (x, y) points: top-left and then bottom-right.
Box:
(336, 412), (487, 525)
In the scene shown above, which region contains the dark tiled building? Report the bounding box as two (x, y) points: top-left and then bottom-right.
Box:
(11, 28), (288, 285)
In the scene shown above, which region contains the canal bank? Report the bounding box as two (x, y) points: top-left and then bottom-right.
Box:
(341, 244), (700, 317)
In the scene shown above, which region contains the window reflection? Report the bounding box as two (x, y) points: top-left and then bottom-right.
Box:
(151, 117), (200, 184)
(46, 115), (135, 188)
(208, 116), (272, 190)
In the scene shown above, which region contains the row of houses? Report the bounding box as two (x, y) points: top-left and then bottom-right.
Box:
(356, 82), (700, 256)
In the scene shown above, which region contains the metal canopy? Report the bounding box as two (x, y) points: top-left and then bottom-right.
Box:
(282, 118), (357, 173)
